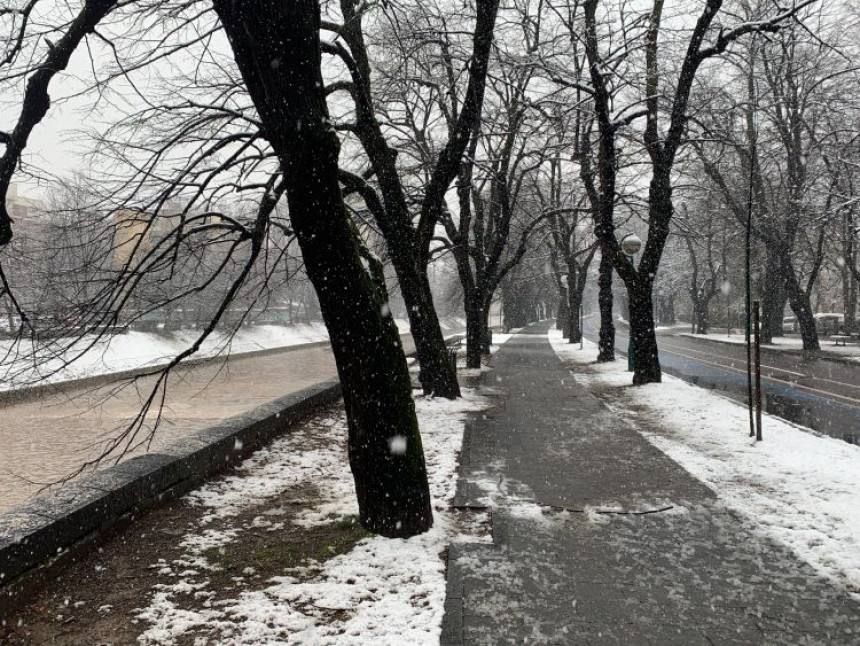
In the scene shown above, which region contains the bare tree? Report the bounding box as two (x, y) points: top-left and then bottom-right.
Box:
(324, 0), (501, 397)
(0, 0), (437, 537)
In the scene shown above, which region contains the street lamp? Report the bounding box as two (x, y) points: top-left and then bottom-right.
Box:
(620, 233), (642, 371)
(620, 233), (642, 257)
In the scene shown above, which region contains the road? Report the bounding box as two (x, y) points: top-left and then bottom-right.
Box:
(0, 336), (419, 515)
(587, 321), (860, 443)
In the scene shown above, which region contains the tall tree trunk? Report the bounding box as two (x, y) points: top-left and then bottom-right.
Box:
(848, 266), (857, 335)
(336, 0), (499, 400)
(780, 254), (819, 351)
(214, 0), (432, 537)
(568, 283), (582, 344)
(480, 298), (492, 354)
(465, 292), (484, 369)
(760, 250), (784, 342)
(399, 269), (461, 398)
(629, 283), (661, 384)
(845, 211), (857, 333)
(597, 250), (615, 361)
(692, 295), (705, 334)
(340, 174), (460, 399)
(557, 296), (569, 332)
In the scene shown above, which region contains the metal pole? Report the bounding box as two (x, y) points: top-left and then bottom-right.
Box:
(727, 298), (731, 337)
(746, 205), (754, 438)
(754, 300), (763, 441)
(626, 252), (635, 372)
(746, 127), (755, 438)
(746, 34), (757, 439)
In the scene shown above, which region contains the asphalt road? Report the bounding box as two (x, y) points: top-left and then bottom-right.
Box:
(587, 321), (860, 443)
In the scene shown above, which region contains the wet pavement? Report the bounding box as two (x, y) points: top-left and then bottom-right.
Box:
(0, 342), (348, 513)
(442, 324), (860, 645)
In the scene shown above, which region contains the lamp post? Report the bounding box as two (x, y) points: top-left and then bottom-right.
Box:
(620, 233), (642, 372)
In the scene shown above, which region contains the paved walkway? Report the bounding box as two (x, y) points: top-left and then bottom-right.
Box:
(442, 324), (860, 645)
(0, 343), (342, 512)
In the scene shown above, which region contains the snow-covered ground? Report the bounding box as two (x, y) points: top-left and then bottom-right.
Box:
(0, 316), (466, 392)
(678, 331), (860, 362)
(0, 324), (330, 392)
(135, 390), (493, 645)
(549, 328), (860, 598)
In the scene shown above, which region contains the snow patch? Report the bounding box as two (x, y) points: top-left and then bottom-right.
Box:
(549, 328), (860, 597)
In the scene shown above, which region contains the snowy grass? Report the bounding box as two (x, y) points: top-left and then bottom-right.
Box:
(0, 324), (331, 392)
(135, 390), (494, 645)
(0, 317), (465, 392)
(549, 328), (860, 597)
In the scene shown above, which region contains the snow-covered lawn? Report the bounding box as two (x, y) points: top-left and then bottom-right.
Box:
(549, 328), (860, 598)
(135, 390), (492, 645)
(678, 331), (860, 362)
(0, 324), (330, 391)
(0, 317), (465, 392)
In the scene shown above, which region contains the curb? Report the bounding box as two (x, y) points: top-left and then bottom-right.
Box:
(0, 378), (341, 603)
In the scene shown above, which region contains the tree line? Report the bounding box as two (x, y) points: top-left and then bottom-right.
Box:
(0, 0), (854, 537)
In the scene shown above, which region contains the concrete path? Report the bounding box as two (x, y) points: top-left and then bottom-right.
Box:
(442, 324), (860, 645)
(0, 341), (349, 512)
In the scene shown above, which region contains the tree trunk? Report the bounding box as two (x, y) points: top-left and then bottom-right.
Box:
(3, 298), (14, 335)
(628, 284), (661, 384)
(692, 295), (705, 334)
(398, 269), (461, 398)
(214, 0), (432, 537)
(481, 301), (492, 354)
(760, 250), (783, 343)
(597, 250), (615, 362)
(844, 213), (857, 333)
(567, 274), (582, 344)
(847, 266), (857, 334)
(780, 255), (820, 351)
(465, 293), (484, 369)
(556, 295), (569, 332)
(341, 169), (460, 398)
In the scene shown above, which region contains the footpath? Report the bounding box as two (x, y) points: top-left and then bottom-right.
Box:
(442, 323), (860, 645)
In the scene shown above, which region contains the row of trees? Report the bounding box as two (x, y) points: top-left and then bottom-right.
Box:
(0, 0), (855, 537)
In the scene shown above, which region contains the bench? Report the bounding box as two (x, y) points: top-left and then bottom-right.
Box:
(447, 338), (462, 369)
(832, 334), (857, 346)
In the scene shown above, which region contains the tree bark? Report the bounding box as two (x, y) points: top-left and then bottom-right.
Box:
(567, 281), (582, 344)
(597, 250), (615, 361)
(781, 254), (820, 351)
(629, 284), (661, 384)
(844, 210), (857, 334)
(465, 293), (484, 369)
(213, 0), (432, 537)
(399, 268), (461, 398)
(557, 296), (569, 332)
(481, 299), (493, 354)
(759, 250), (784, 343)
(335, 0), (467, 399)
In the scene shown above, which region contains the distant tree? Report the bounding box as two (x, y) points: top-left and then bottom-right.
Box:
(324, 0), (501, 397)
